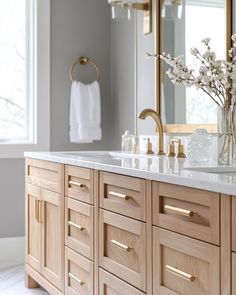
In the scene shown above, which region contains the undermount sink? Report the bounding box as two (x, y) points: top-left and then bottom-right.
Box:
(185, 166), (236, 177)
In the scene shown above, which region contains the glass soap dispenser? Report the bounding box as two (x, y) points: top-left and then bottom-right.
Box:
(122, 130), (134, 153)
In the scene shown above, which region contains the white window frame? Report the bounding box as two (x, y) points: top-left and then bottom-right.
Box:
(0, 0), (50, 158)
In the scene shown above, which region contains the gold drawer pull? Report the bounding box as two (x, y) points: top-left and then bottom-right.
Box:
(69, 180), (86, 188)
(38, 200), (43, 224)
(166, 265), (196, 282)
(35, 199), (39, 222)
(109, 191), (130, 200)
(111, 239), (133, 252)
(164, 205), (196, 217)
(69, 272), (86, 286)
(68, 221), (86, 231)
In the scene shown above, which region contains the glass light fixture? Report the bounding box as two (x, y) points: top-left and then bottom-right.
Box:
(108, 0), (131, 20)
(161, 0), (184, 20)
(108, 0), (152, 34)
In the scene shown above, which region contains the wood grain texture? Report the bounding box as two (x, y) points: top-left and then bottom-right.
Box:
(25, 264), (63, 295)
(41, 189), (64, 291)
(232, 198), (236, 252)
(221, 195), (231, 295)
(25, 184), (42, 274)
(152, 182), (220, 245)
(65, 247), (93, 295)
(25, 158), (63, 194)
(94, 170), (99, 295)
(99, 209), (147, 291)
(153, 227), (220, 295)
(99, 268), (145, 295)
(100, 172), (146, 221)
(65, 165), (94, 204)
(232, 252), (236, 294)
(65, 197), (94, 260)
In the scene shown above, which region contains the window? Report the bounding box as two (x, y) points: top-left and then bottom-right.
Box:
(0, 0), (50, 158)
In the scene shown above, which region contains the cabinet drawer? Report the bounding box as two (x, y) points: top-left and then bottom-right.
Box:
(152, 182), (220, 245)
(99, 209), (146, 291)
(153, 227), (220, 295)
(25, 158), (63, 193)
(65, 165), (93, 204)
(100, 172), (146, 221)
(232, 198), (236, 251)
(65, 247), (93, 295)
(65, 197), (94, 260)
(99, 268), (145, 295)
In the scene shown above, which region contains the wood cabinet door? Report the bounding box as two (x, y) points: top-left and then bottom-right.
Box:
(41, 189), (63, 291)
(232, 253), (236, 294)
(65, 197), (94, 260)
(99, 209), (147, 291)
(65, 247), (94, 295)
(153, 227), (220, 295)
(99, 268), (145, 295)
(25, 184), (42, 273)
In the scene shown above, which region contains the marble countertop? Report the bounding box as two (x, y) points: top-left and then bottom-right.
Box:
(25, 151), (236, 196)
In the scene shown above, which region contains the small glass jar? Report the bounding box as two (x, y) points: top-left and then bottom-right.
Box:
(121, 130), (134, 153)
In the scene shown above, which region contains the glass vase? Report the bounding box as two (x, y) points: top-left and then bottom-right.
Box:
(217, 106), (236, 166)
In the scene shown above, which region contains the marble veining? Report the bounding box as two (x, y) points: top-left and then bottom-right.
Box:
(0, 265), (49, 295)
(25, 151), (236, 196)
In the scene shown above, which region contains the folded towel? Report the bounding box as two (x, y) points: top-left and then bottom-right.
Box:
(69, 81), (102, 143)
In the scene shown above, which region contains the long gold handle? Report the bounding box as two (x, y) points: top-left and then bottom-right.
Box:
(109, 191), (130, 201)
(35, 199), (39, 222)
(68, 221), (86, 232)
(166, 265), (196, 282)
(38, 200), (43, 224)
(111, 239), (133, 252)
(164, 205), (196, 217)
(69, 180), (86, 189)
(69, 272), (86, 286)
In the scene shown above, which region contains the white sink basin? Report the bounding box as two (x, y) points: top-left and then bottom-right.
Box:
(185, 166), (236, 177)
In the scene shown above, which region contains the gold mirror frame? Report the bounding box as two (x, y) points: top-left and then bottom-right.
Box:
(154, 0), (232, 134)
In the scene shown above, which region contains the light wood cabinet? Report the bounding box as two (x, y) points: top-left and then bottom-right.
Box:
(65, 197), (94, 260)
(65, 247), (93, 295)
(25, 184), (42, 273)
(99, 268), (145, 295)
(25, 159), (235, 295)
(153, 227), (220, 295)
(65, 165), (93, 204)
(25, 184), (64, 291)
(152, 182), (220, 245)
(100, 172), (146, 221)
(99, 209), (147, 291)
(26, 158), (63, 194)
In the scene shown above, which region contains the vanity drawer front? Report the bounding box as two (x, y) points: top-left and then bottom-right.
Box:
(152, 182), (220, 245)
(65, 197), (94, 260)
(153, 227), (220, 295)
(99, 209), (146, 291)
(65, 165), (93, 204)
(99, 268), (145, 295)
(232, 198), (236, 251)
(65, 247), (93, 295)
(100, 172), (146, 221)
(25, 158), (63, 193)
(232, 252), (236, 293)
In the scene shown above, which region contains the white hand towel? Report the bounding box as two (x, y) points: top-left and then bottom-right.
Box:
(69, 81), (93, 143)
(69, 81), (102, 143)
(77, 81), (102, 140)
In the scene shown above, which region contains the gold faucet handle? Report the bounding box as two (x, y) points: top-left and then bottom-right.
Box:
(169, 138), (186, 159)
(167, 142), (176, 157)
(145, 138), (154, 155)
(176, 142), (186, 159)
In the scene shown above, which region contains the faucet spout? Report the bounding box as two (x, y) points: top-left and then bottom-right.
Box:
(138, 109), (165, 156)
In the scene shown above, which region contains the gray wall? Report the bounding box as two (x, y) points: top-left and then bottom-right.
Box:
(0, 0), (111, 239)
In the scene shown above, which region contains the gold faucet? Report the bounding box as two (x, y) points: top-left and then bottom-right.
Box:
(138, 109), (166, 156)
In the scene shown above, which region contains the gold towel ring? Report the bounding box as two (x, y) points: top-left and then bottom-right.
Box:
(70, 56), (100, 82)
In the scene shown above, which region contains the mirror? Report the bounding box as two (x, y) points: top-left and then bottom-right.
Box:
(157, 0), (232, 133)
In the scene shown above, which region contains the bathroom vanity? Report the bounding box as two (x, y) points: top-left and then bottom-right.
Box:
(24, 152), (236, 295)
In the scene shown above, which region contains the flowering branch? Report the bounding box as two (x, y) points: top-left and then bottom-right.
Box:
(160, 34), (236, 107)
